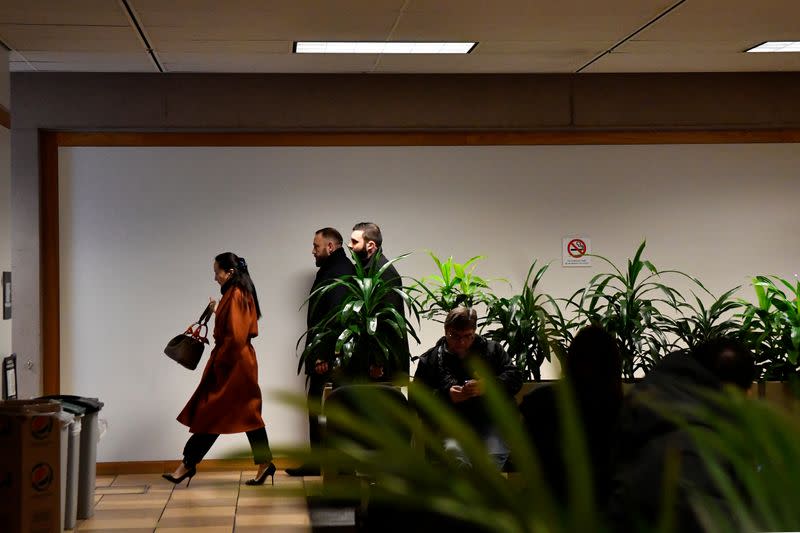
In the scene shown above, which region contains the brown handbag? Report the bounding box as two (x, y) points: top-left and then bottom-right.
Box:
(164, 304), (213, 370)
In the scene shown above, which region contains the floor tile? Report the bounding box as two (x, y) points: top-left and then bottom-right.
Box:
(86, 508), (163, 520)
(156, 516), (235, 528)
(95, 475), (116, 487)
(113, 473), (166, 486)
(236, 496), (306, 508)
(76, 516), (159, 529)
(77, 530), (155, 533)
(95, 495), (170, 510)
(235, 513), (310, 527)
(194, 471), (241, 482)
(236, 502), (306, 514)
(161, 506), (237, 519)
(78, 530), (155, 533)
(169, 486), (237, 497)
(168, 493), (238, 506)
(156, 526), (233, 533)
(167, 498), (240, 509)
(96, 485), (149, 495)
(233, 526), (310, 533)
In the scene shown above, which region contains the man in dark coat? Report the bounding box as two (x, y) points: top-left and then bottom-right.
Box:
(287, 227), (355, 477)
(608, 338), (755, 532)
(413, 307), (522, 469)
(348, 222), (410, 381)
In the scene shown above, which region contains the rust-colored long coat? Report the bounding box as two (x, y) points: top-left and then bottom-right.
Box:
(177, 286), (265, 434)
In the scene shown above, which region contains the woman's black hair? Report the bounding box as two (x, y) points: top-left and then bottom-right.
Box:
(565, 324), (623, 405)
(215, 252), (262, 319)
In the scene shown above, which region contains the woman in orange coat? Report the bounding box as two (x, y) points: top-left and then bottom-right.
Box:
(163, 252), (276, 486)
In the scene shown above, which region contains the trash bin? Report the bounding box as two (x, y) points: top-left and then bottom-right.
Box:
(52, 401), (85, 531)
(55, 411), (79, 531)
(41, 395), (103, 520)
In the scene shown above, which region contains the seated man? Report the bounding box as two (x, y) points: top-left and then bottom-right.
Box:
(414, 307), (522, 469)
(608, 338), (755, 533)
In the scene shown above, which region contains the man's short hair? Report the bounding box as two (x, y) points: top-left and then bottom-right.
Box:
(315, 227), (343, 247)
(691, 337), (755, 390)
(444, 307), (478, 331)
(352, 222), (383, 248)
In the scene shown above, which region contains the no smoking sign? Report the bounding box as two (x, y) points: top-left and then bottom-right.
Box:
(562, 236), (591, 267)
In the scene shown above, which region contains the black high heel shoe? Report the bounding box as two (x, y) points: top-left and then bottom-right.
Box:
(162, 466), (196, 487)
(246, 462), (276, 486)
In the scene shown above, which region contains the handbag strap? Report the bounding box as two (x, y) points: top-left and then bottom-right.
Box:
(197, 302), (213, 326)
(185, 303), (214, 341)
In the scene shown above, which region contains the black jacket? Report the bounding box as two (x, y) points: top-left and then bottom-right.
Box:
(520, 381), (621, 509)
(304, 247), (355, 374)
(416, 335), (522, 429)
(608, 351), (739, 533)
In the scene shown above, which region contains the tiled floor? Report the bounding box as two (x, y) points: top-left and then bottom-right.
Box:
(68, 470), (313, 532)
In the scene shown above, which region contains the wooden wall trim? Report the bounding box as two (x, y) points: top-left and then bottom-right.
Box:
(54, 129), (800, 147)
(41, 131), (60, 395)
(0, 105), (9, 129)
(41, 128), (800, 396)
(97, 458), (293, 475)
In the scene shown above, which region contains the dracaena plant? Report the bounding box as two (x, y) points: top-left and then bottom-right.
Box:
(483, 260), (560, 382)
(740, 275), (800, 381)
(412, 252), (494, 321)
(298, 251), (420, 378)
(546, 289), (589, 364)
(662, 284), (745, 351)
(576, 241), (685, 380)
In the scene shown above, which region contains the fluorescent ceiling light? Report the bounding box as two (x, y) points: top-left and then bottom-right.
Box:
(294, 41), (477, 54)
(746, 41), (800, 53)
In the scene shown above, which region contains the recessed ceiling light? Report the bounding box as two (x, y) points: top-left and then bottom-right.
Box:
(294, 42), (477, 54)
(746, 41), (800, 53)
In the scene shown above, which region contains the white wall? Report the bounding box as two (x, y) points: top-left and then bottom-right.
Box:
(0, 49), (11, 360)
(58, 144), (800, 462)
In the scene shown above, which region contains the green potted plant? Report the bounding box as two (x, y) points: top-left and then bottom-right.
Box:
(412, 251), (494, 321)
(576, 241), (685, 380)
(483, 260), (558, 383)
(662, 284), (745, 351)
(740, 275), (800, 406)
(298, 252), (420, 380)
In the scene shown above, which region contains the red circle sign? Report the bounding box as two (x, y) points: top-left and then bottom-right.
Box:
(567, 239), (587, 258)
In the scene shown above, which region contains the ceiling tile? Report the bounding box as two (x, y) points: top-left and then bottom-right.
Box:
(621, 0), (800, 42)
(0, 24), (142, 52)
(475, 40), (611, 55)
(585, 51), (800, 73)
(9, 56), (155, 72)
(374, 53), (590, 73)
(132, 0), (403, 41)
(143, 15), (398, 44)
(161, 52), (380, 73)
(0, 0), (128, 26)
(149, 38), (291, 54)
(395, 0), (676, 40)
